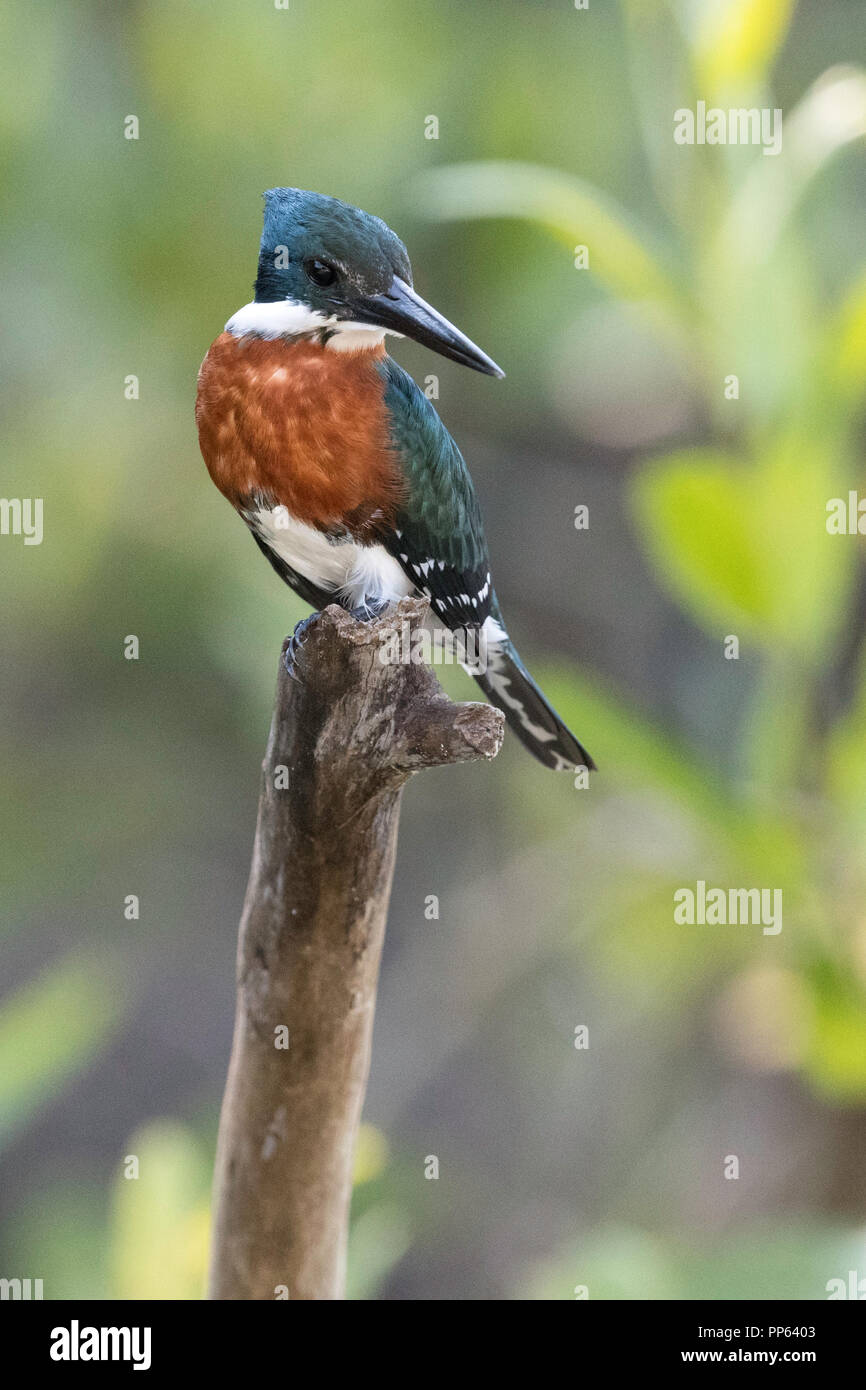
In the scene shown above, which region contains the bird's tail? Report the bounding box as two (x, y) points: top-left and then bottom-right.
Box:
(470, 634), (595, 773)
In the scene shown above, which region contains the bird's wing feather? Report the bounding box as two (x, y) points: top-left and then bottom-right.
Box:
(377, 357), (494, 630)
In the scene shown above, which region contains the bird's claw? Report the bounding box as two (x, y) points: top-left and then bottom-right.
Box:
(283, 604), (388, 679)
(283, 614), (318, 680)
(348, 600), (390, 622)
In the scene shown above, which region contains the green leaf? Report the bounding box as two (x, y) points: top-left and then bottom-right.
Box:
(689, 0), (796, 96)
(804, 966), (866, 1103)
(411, 161), (686, 313)
(714, 67), (866, 270)
(829, 267), (866, 402)
(632, 450), (770, 634)
(631, 443), (850, 658)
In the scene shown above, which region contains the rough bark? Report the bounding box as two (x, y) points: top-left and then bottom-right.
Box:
(207, 597), (504, 1300)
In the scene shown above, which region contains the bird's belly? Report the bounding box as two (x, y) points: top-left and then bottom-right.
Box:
(251, 506), (414, 609)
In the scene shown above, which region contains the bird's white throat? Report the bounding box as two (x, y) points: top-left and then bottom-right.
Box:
(226, 299), (391, 352)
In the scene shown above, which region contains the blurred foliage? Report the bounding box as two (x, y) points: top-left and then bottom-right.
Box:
(0, 952), (130, 1154)
(4, 1118), (404, 1300)
(2, 0), (866, 1300)
(527, 1220), (866, 1301)
(111, 1121), (210, 1301)
(422, 2), (866, 1113)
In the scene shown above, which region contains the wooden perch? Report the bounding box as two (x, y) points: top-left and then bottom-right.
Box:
(207, 597), (504, 1300)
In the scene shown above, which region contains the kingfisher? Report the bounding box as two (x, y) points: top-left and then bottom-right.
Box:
(196, 189), (593, 772)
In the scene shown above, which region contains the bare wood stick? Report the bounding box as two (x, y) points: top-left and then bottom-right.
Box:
(207, 597), (504, 1300)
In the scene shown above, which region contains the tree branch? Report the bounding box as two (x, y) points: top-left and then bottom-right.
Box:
(207, 597), (504, 1300)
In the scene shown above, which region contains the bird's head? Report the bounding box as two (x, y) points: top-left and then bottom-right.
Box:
(251, 188), (504, 377)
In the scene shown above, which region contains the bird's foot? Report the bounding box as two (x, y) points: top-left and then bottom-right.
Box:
(283, 613), (318, 680)
(348, 599), (390, 623)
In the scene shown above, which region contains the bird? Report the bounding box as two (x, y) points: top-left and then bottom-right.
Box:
(196, 188), (593, 772)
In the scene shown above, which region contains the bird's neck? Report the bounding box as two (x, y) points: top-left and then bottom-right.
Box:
(225, 299), (388, 355)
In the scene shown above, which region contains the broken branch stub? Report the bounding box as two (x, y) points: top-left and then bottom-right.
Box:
(208, 598), (504, 1300)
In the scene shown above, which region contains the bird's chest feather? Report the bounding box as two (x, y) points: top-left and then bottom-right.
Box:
(195, 332), (403, 531)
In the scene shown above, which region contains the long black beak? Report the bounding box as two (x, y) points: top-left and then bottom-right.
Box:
(352, 276), (504, 377)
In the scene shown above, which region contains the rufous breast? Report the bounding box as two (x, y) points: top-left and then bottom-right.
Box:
(195, 332), (403, 531)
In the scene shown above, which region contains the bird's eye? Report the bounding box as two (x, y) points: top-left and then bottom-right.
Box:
(304, 258), (337, 288)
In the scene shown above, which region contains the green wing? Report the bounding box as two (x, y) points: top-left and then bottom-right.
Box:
(377, 357), (494, 630)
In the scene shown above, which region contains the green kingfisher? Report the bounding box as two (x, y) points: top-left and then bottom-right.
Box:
(196, 188), (593, 772)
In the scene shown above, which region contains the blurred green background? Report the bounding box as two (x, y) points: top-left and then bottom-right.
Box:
(3, 0), (866, 1300)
